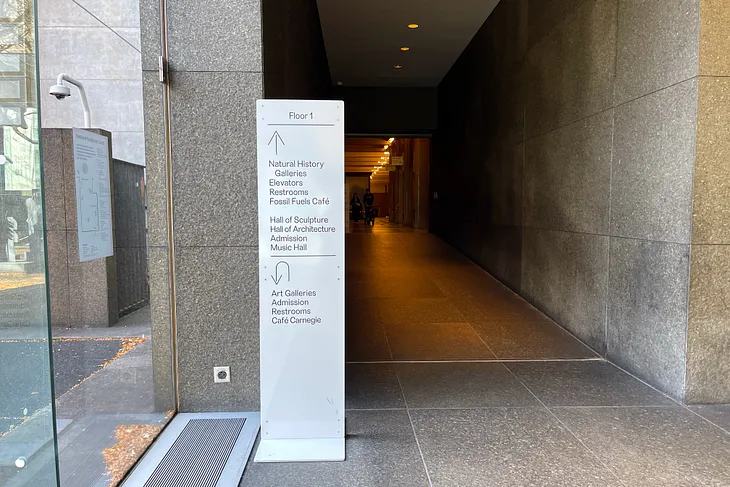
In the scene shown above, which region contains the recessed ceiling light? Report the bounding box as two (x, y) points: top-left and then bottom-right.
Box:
(394, 65), (403, 69)
(408, 23), (419, 29)
(400, 47), (410, 51)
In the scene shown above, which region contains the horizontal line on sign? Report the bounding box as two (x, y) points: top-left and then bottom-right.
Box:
(270, 254), (337, 258)
(267, 123), (336, 127)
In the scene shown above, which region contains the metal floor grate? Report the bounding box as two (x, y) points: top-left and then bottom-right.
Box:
(144, 419), (244, 487)
(122, 413), (260, 487)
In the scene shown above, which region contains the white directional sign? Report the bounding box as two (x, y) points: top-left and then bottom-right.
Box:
(72, 129), (113, 262)
(255, 100), (345, 463)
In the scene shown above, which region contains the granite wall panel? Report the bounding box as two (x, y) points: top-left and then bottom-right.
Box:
(165, 0), (262, 73)
(615, 0), (699, 104)
(175, 246), (259, 412)
(140, 0), (332, 411)
(436, 0), (703, 401)
(169, 72), (261, 249)
(686, 245), (730, 403)
(607, 238), (690, 400)
(611, 79), (697, 243)
(523, 110), (613, 234)
(692, 77), (730, 245)
(522, 228), (609, 352)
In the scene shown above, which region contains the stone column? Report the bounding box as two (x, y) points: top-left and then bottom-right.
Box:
(685, 0), (730, 404)
(140, 0), (263, 412)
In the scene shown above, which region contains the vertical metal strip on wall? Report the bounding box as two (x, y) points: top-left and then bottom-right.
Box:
(158, 0), (180, 412)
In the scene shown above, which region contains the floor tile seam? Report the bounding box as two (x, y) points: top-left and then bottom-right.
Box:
(50, 334), (148, 339)
(393, 361), (410, 411)
(346, 358), (605, 364)
(547, 405), (681, 410)
(601, 361), (690, 410)
(406, 406), (550, 411)
(406, 408), (435, 487)
(465, 321), (500, 359)
(498, 362), (630, 487)
(392, 362), (434, 487)
(344, 407), (407, 412)
(684, 406), (730, 436)
(381, 322), (396, 361)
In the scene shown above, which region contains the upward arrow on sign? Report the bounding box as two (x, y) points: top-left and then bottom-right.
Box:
(268, 131), (286, 155)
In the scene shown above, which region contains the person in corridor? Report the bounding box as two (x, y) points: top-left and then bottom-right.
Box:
(350, 192), (362, 222)
(363, 188), (375, 224)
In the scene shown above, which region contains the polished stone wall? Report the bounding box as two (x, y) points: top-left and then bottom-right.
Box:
(263, 0), (330, 99)
(685, 0), (730, 404)
(140, 0), (330, 412)
(140, 0), (263, 412)
(434, 0), (712, 402)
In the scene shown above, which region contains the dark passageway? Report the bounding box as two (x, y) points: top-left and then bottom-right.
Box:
(241, 228), (730, 486)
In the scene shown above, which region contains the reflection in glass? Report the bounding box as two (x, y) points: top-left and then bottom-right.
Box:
(46, 146), (173, 487)
(0, 0), (59, 485)
(33, 0), (175, 484)
(0, 0), (176, 484)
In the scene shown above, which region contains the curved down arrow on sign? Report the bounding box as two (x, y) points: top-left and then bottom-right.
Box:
(272, 261), (290, 285)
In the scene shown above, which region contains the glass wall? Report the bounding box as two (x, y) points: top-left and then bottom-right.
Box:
(36, 0), (176, 484)
(1, 0), (176, 486)
(0, 0), (59, 485)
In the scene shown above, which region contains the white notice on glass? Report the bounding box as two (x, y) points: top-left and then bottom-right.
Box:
(255, 100), (345, 463)
(72, 129), (113, 262)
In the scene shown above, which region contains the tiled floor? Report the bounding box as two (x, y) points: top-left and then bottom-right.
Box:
(241, 223), (730, 486)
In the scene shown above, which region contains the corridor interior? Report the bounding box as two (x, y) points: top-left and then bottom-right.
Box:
(242, 225), (730, 486)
